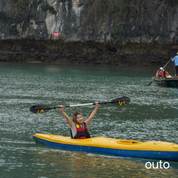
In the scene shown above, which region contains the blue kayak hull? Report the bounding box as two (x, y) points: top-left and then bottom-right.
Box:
(34, 136), (178, 162)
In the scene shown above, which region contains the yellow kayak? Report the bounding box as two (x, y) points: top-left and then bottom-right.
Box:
(33, 133), (178, 162)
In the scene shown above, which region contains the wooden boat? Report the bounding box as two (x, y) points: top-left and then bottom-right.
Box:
(153, 76), (178, 87)
(33, 133), (178, 162)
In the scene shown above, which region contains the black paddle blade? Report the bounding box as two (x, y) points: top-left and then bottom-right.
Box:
(30, 105), (53, 114)
(111, 97), (130, 105)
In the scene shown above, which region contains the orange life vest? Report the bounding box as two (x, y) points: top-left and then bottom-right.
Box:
(156, 70), (165, 78)
(165, 71), (169, 76)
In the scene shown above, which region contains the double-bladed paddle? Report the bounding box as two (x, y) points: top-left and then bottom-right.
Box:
(30, 96), (130, 114)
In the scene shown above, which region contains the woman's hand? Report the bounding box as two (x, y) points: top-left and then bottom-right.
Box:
(94, 102), (99, 110)
(59, 105), (65, 112)
(94, 101), (99, 107)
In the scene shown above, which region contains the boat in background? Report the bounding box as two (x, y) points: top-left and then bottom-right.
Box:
(34, 133), (178, 162)
(153, 76), (178, 87)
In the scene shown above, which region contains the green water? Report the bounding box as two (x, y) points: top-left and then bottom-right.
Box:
(0, 63), (178, 178)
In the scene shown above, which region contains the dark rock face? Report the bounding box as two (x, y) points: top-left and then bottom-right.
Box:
(0, 40), (174, 67)
(0, 0), (178, 67)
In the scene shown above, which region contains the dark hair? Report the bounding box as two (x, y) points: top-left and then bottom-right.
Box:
(74, 112), (80, 116)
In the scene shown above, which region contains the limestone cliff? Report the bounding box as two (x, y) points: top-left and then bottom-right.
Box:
(0, 0), (178, 66)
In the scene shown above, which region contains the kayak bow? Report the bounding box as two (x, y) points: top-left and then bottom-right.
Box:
(33, 133), (178, 162)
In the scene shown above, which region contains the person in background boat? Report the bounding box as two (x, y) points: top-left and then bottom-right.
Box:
(59, 102), (99, 139)
(156, 67), (169, 78)
(171, 52), (178, 77)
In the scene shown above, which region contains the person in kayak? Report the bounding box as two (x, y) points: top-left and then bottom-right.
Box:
(59, 102), (99, 139)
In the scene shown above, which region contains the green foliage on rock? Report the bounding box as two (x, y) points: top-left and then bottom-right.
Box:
(111, 12), (121, 38)
(0, 11), (9, 21)
(14, 0), (28, 9)
(41, 4), (57, 15)
(10, 0), (28, 17)
(96, 0), (143, 39)
(166, 0), (178, 7)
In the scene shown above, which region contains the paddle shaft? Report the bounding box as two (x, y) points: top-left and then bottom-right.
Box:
(147, 59), (171, 86)
(163, 59), (171, 69)
(55, 101), (119, 109)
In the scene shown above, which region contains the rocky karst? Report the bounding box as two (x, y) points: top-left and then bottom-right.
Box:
(0, 0), (178, 67)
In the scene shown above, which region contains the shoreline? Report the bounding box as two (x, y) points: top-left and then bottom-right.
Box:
(0, 40), (177, 68)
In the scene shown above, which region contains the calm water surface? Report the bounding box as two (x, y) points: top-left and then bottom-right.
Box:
(0, 63), (178, 178)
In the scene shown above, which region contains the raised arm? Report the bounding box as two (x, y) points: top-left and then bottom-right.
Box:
(85, 102), (99, 125)
(59, 106), (73, 127)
